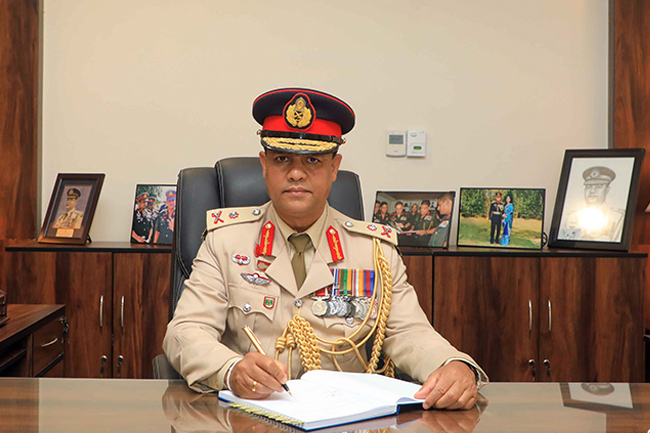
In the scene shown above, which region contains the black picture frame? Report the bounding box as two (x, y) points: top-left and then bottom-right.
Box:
(457, 187), (546, 250)
(373, 191), (455, 248)
(130, 184), (176, 245)
(548, 149), (644, 251)
(38, 173), (105, 245)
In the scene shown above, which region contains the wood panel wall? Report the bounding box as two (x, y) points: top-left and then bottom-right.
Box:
(613, 0), (650, 248)
(0, 0), (40, 295)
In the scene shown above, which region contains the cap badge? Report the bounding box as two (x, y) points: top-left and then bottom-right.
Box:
(284, 93), (314, 130)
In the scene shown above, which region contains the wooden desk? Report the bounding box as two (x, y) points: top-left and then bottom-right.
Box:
(2, 378), (650, 432)
(0, 305), (66, 377)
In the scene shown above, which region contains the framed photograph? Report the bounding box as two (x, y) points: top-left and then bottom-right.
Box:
(457, 188), (545, 250)
(548, 149), (644, 251)
(38, 173), (105, 245)
(373, 191), (455, 248)
(131, 184), (176, 245)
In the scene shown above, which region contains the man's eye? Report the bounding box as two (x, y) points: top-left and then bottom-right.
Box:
(307, 157), (320, 164)
(276, 156), (288, 162)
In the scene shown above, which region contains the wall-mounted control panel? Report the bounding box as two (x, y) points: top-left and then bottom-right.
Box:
(385, 130), (407, 157)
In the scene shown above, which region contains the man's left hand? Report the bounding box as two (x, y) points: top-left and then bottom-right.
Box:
(414, 361), (478, 410)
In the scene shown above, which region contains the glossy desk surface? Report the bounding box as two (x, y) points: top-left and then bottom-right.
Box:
(2, 379), (650, 432)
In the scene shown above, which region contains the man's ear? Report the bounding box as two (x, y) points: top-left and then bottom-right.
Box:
(331, 154), (342, 182)
(259, 151), (267, 180)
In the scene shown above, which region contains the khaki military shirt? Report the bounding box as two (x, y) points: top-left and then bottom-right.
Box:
(53, 208), (84, 229)
(164, 202), (487, 392)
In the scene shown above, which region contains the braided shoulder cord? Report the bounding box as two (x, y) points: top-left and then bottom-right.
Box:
(275, 238), (395, 377)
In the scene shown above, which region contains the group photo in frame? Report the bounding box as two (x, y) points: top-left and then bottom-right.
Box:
(373, 191), (455, 248)
(38, 173), (105, 245)
(457, 187), (545, 250)
(130, 184), (176, 245)
(548, 148), (644, 251)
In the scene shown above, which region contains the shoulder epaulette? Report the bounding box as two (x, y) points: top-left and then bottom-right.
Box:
(337, 218), (398, 246)
(202, 207), (265, 238)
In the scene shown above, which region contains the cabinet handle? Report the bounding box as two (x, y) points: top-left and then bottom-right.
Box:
(548, 300), (552, 333)
(528, 300), (532, 332)
(543, 359), (551, 377)
(99, 295), (104, 329)
(121, 296), (125, 329)
(41, 337), (58, 348)
(117, 355), (124, 378)
(528, 359), (536, 379)
(100, 355), (108, 377)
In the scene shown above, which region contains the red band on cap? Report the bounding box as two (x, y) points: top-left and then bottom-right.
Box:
(262, 116), (342, 137)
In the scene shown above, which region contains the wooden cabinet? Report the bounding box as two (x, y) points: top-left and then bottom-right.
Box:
(4, 242), (170, 379)
(0, 304), (66, 377)
(420, 248), (646, 383)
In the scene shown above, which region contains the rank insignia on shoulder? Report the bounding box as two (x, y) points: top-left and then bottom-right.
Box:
(338, 219), (398, 246)
(204, 206), (265, 233)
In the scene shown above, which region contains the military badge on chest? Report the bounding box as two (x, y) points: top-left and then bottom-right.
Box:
(311, 269), (376, 325)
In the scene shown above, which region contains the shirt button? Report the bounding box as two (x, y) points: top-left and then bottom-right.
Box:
(243, 303), (251, 313)
(345, 221), (353, 227)
(294, 299), (303, 308)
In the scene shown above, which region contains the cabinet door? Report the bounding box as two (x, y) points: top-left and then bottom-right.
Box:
(5, 251), (113, 378)
(402, 255), (433, 323)
(113, 253), (171, 378)
(434, 256), (539, 382)
(540, 257), (644, 382)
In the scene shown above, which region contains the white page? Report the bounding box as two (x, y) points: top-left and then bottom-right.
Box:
(301, 370), (424, 405)
(220, 379), (393, 425)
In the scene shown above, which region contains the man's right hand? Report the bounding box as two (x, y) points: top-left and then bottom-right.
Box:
(229, 352), (288, 399)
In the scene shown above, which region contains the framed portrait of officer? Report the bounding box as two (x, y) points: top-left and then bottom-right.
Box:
(549, 148), (644, 251)
(38, 173), (105, 245)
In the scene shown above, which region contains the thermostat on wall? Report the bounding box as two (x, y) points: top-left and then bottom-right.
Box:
(407, 130), (426, 157)
(386, 130), (406, 157)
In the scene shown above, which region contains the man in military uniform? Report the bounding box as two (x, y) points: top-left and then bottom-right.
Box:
(390, 201), (411, 232)
(164, 88), (486, 411)
(131, 192), (153, 243)
(53, 188), (84, 229)
(411, 199), (436, 245)
(154, 190), (176, 244)
(488, 192), (504, 244)
(430, 194), (453, 247)
(559, 166), (625, 242)
(372, 201), (391, 225)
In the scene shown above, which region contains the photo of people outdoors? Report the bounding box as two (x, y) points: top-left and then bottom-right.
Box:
(131, 184), (176, 245)
(458, 188), (545, 249)
(373, 191), (455, 248)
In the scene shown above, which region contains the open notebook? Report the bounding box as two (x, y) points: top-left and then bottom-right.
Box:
(218, 370), (424, 431)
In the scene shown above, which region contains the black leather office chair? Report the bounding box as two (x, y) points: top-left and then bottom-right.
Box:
(153, 156), (364, 379)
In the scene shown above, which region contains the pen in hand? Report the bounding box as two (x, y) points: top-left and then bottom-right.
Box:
(242, 325), (293, 396)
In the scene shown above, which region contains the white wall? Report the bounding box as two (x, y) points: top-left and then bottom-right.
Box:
(42, 0), (609, 242)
